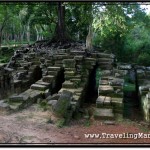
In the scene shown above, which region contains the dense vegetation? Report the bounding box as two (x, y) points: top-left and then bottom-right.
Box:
(0, 2), (150, 65)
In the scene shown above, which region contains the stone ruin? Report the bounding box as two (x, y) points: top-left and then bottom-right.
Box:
(0, 42), (150, 124)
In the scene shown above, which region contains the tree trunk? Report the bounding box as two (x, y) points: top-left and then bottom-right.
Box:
(51, 2), (71, 44)
(86, 24), (93, 51)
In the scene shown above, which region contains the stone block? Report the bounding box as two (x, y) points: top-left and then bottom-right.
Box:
(9, 94), (29, 103)
(48, 71), (58, 76)
(47, 66), (61, 71)
(97, 53), (115, 59)
(99, 80), (109, 85)
(63, 59), (76, 68)
(98, 85), (114, 95)
(30, 84), (48, 91)
(96, 96), (105, 108)
(42, 75), (55, 83)
(53, 90), (73, 118)
(94, 108), (115, 120)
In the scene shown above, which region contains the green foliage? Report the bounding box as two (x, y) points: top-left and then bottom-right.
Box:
(123, 83), (135, 92)
(38, 100), (48, 111)
(84, 119), (91, 127)
(0, 2), (150, 65)
(56, 118), (65, 128)
(0, 47), (15, 63)
(137, 53), (150, 66)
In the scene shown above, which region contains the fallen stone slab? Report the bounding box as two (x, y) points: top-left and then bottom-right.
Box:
(53, 90), (73, 118)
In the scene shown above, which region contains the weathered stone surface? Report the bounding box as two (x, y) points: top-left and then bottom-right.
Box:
(63, 59), (76, 68)
(94, 108), (114, 120)
(97, 53), (115, 59)
(111, 97), (123, 113)
(0, 100), (9, 110)
(118, 64), (132, 70)
(99, 80), (109, 85)
(109, 78), (124, 86)
(62, 81), (75, 89)
(42, 75), (55, 83)
(74, 56), (84, 61)
(47, 66), (61, 71)
(70, 51), (85, 56)
(96, 96), (105, 108)
(48, 100), (57, 106)
(65, 71), (75, 77)
(9, 94), (29, 103)
(98, 85), (114, 95)
(104, 97), (112, 107)
(101, 70), (112, 76)
(48, 71), (58, 76)
(53, 90), (73, 118)
(46, 94), (60, 101)
(36, 80), (51, 86)
(30, 84), (48, 91)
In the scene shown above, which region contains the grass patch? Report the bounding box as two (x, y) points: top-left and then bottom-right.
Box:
(84, 119), (91, 127)
(56, 118), (65, 128)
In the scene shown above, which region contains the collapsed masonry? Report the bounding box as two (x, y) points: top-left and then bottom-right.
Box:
(0, 43), (149, 124)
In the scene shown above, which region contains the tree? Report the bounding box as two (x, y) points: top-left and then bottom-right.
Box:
(0, 4), (10, 47)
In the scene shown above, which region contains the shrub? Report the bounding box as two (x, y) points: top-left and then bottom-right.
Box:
(137, 53), (150, 66)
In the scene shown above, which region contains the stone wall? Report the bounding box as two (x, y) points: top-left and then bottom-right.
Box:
(0, 64), (14, 99)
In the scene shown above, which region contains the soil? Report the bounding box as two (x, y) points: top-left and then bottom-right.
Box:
(0, 104), (150, 146)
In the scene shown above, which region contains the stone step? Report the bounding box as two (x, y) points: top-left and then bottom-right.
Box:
(47, 66), (61, 71)
(58, 87), (83, 95)
(9, 102), (23, 111)
(96, 96), (112, 108)
(9, 94), (29, 103)
(42, 75), (55, 83)
(62, 59), (75, 68)
(101, 76), (113, 80)
(98, 58), (113, 62)
(94, 108), (115, 120)
(98, 85), (114, 96)
(64, 71), (75, 76)
(97, 53), (115, 59)
(111, 97), (123, 114)
(99, 80), (109, 85)
(17, 67), (25, 71)
(48, 71), (58, 76)
(53, 55), (68, 60)
(62, 81), (75, 89)
(36, 80), (51, 86)
(30, 84), (48, 91)
(74, 56), (84, 61)
(54, 64), (63, 67)
(0, 100), (9, 112)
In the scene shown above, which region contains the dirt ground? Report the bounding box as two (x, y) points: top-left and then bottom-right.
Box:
(0, 104), (150, 146)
